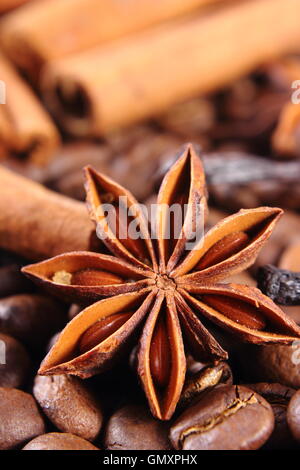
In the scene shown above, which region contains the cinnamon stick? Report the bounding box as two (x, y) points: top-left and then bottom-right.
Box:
(0, 165), (95, 260)
(41, 0), (300, 136)
(0, 52), (60, 165)
(0, 0), (224, 80)
(0, 0), (32, 14)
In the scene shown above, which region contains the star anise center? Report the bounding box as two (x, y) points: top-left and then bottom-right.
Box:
(155, 273), (177, 291)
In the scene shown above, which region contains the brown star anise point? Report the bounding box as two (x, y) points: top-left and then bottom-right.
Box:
(22, 143), (300, 420)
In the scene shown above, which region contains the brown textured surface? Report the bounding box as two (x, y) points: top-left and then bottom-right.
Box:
(0, 294), (66, 349)
(22, 432), (99, 450)
(287, 389), (300, 442)
(246, 382), (296, 449)
(104, 404), (171, 450)
(0, 388), (45, 450)
(170, 384), (274, 450)
(0, 333), (30, 388)
(33, 375), (103, 442)
(244, 344), (300, 389)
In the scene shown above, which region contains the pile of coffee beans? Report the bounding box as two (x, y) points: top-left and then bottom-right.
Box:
(1, 244), (300, 451)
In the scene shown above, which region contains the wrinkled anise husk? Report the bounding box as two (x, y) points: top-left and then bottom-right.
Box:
(23, 144), (300, 420)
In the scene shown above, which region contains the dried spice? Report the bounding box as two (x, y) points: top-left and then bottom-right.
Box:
(23, 144), (300, 420)
(258, 265), (300, 306)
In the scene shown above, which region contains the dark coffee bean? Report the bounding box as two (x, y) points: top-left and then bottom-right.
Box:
(287, 389), (300, 442)
(157, 97), (216, 139)
(0, 333), (30, 388)
(0, 294), (67, 349)
(33, 375), (103, 442)
(53, 170), (88, 201)
(246, 382), (296, 449)
(170, 385), (274, 450)
(22, 433), (99, 450)
(0, 388), (45, 449)
(179, 361), (233, 409)
(0, 264), (33, 298)
(104, 404), (172, 450)
(238, 344), (300, 389)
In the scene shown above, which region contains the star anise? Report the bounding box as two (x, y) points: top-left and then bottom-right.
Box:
(22, 144), (300, 420)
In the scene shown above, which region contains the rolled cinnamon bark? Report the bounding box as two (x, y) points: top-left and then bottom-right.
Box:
(0, 165), (96, 260)
(0, 0), (223, 80)
(0, 0), (32, 14)
(41, 0), (300, 136)
(0, 52), (60, 165)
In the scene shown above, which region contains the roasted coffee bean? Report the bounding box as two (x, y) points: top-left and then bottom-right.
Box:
(108, 133), (182, 201)
(179, 361), (233, 409)
(0, 294), (67, 349)
(79, 311), (133, 354)
(0, 264), (33, 298)
(45, 142), (112, 201)
(33, 375), (103, 442)
(185, 355), (208, 375)
(258, 265), (300, 305)
(246, 382), (296, 449)
(170, 385), (274, 450)
(105, 124), (154, 153)
(0, 388), (45, 450)
(104, 404), (171, 450)
(236, 341), (300, 389)
(0, 333), (30, 388)
(287, 389), (300, 443)
(150, 315), (171, 389)
(22, 433), (99, 450)
(157, 97), (216, 140)
(237, 344), (300, 389)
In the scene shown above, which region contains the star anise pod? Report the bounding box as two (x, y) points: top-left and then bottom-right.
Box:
(22, 144), (300, 420)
